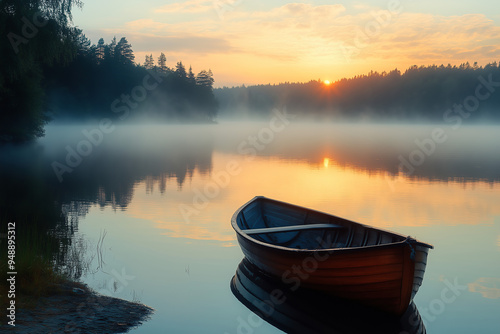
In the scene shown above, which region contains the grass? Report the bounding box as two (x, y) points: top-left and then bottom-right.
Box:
(0, 227), (74, 310)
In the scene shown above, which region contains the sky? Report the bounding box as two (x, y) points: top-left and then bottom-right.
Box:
(72, 0), (500, 87)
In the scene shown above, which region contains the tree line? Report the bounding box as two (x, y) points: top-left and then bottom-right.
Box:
(0, 1), (218, 144)
(215, 62), (500, 122)
(46, 33), (218, 122)
(0, 0), (81, 143)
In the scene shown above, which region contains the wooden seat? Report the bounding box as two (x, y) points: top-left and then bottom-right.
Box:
(243, 223), (344, 235)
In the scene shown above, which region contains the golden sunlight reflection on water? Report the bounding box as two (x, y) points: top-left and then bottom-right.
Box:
(123, 152), (500, 243)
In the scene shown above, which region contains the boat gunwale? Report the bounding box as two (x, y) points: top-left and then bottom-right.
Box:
(231, 196), (434, 253)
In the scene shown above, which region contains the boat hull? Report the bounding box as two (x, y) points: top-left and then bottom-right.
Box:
(231, 258), (427, 333)
(232, 196), (432, 315)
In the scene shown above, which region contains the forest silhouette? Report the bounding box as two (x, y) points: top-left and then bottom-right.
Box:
(46, 33), (218, 123)
(2, 1), (500, 145)
(0, 0), (217, 144)
(216, 63), (500, 122)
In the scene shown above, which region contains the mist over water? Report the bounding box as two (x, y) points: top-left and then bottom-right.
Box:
(1, 121), (499, 334)
(33, 121), (500, 183)
(2, 120), (498, 225)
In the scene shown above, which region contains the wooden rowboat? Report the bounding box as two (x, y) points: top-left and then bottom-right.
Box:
(231, 258), (427, 333)
(231, 196), (434, 315)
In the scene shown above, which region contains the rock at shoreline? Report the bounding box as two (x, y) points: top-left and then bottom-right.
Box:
(1, 283), (154, 333)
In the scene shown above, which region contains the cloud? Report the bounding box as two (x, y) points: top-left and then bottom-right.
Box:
(132, 3), (500, 65)
(129, 34), (235, 54)
(125, 19), (173, 33)
(94, 19), (235, 54)
(280, 3), (346, 18)
(455, 45), (500, 58)
(95, 2), (500, 85)
(237, 3), (346, 23)
(155, 0), (213, 14)
(337, 12), (500, 62)
(215, 5), (498, 65)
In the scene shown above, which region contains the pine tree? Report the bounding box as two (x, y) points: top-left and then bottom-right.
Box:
(96, 38), (105, 64)
(175, 61), (187, 78)
(188, 66), (196, 83)
(75, 30), (91, 57)
(196, 69), (214, 89)
(115, 37), (135, 65)
(106, 36), (117, 59)
(158, 53), (167, 71)
(144, 54), (154, 69)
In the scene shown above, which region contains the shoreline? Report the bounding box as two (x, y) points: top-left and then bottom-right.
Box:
(1, 281), (153, 333)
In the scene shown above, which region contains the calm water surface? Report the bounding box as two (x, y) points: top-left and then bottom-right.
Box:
(4, 122), (500, 333)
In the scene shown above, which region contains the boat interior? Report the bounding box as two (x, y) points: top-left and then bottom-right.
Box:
(236, 198), (407, 250)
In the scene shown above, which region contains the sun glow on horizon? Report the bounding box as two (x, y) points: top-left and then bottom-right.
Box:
(324, 80), (331, 85)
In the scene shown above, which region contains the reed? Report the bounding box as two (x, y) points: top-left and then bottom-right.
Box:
(0, 226), (70, 309)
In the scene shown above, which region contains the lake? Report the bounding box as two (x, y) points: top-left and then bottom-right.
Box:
(1, 121), (499, 333)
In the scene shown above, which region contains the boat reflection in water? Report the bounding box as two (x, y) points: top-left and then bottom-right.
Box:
(231, 197), (433, 316)
(231, 258), (426, 334)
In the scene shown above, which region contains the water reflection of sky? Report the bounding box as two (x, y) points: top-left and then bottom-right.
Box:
(125, 153), (500, 243)
(69, 124), (499, 333)
(2, 123), (500, 333)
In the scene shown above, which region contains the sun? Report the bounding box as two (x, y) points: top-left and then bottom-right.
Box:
(323, 80), (331, 85)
